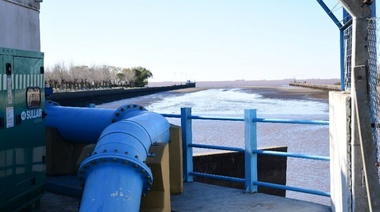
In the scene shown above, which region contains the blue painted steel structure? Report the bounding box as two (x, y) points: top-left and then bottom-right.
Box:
(188, 143), (329, 161)
(316, 0), (345, 90)
(45, 101), (148, 143)
(164, 108), (331, 198)
(244, 109), (257, 193)
(181, 108), (194, 182)
(45, 102), (170, 211)
(316, 1), (376, 91)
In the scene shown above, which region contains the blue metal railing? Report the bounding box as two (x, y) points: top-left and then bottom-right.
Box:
(161, 107), (331, 198)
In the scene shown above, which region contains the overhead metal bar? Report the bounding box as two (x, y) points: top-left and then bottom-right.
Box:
(316, 0), (343, 28)
(316, 0), (347, 90)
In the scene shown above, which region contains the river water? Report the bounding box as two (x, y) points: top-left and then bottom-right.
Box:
(99, 85), (330, 206)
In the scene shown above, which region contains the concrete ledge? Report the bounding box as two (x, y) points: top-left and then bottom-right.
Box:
(193, 146), (287, 197)
(47, 83), (196, 107)
(329, 91), (351, 211)
(289, 82), (340, 91)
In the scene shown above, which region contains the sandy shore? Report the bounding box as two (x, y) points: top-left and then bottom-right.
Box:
(240, 86), (330, 101)
(146, 79), (339, 103)
(168, 85), (330, 101)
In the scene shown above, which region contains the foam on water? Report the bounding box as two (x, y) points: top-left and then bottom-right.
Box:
(141, 88), (328, 117)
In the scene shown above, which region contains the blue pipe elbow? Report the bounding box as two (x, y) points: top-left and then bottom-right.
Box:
(78, 108), (170, 211)
(45, 101), (170, 210)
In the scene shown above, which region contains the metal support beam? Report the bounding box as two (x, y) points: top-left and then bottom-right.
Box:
(316, 0), (345, 90)
(316, 0), (343, 28)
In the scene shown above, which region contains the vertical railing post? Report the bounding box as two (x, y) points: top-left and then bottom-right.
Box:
(181, 107), (193, 182)
(339, 29), (345, 91)
(244, 109), (258, 193)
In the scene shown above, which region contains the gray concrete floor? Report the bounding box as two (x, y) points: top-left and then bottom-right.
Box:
(39, 192), (80, 212)
(171, 182), (331, 212)
(39, 182), (331, 211)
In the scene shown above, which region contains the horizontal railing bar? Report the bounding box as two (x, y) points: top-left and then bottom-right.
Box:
(252, 118), (329, 125)
(189, 172), (245, 183)
(190, 115), (244, 121)
(161, 113), (181, 118)
(165, 109), (330, 198)
(189, 143), (245, 152)
(189, 145), (329, 161)
(161, 113), (329, 125)
(190, 172), (331, 197)
(253, 181), (331, 197)
(162, 113), (244, 121)
(253, 150), (330, 161)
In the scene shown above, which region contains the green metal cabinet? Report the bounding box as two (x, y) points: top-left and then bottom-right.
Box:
(0, 48), (46, 211)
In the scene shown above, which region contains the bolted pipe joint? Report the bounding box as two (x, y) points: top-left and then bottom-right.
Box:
(78, 109), (170, 211)
(78, 150), (154, 211)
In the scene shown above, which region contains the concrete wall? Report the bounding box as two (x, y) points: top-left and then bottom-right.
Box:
(193, 146), (288, 197)
(329, 91), (351, 212)
(47, 83), (196, 107)
(0, 0), (41, 51)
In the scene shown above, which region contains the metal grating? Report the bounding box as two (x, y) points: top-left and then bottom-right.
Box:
(344, 25), (352, 90)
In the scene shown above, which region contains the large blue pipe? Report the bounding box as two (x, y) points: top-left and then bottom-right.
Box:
(45, 101), (170, 211)
(79, 112), (170, 211)
(45, 101), (147, 143)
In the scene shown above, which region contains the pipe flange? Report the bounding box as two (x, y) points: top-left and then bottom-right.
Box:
(111, 104), (147, 123)
(78, 154), (153, 194)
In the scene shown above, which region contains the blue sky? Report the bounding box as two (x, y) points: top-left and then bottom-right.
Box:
(40, 1), (350, 82)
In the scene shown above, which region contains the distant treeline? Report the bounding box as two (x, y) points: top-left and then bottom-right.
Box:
(45, 63), (153, 91)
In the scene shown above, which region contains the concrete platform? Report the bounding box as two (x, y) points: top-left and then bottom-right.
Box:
(39, 181), (331, 211)
(171, 182), (331, 212)
(39, 192), (80, 212)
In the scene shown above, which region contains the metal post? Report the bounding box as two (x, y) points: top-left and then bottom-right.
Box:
(339, 29), (345, 90)
(244, 109), (258, 193)
(181, 107), (193, 182)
